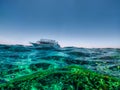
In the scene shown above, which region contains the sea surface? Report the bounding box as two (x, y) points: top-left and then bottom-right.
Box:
(0, 44), (120, 89)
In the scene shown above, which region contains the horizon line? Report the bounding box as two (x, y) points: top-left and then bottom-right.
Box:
(0, 42), (120, 49)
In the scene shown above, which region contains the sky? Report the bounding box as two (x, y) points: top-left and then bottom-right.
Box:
(0, 0), (120, 48)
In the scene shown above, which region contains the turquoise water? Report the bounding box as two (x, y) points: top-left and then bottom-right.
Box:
(0, 44), (120, 89)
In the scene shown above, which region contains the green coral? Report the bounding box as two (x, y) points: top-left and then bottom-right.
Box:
(0, 65), (120, 90)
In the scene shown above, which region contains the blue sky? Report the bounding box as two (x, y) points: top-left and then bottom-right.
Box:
(0, 0), (120, 48)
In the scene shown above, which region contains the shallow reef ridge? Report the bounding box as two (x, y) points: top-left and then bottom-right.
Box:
(0, 43), (120, 89)
(0, 65), (120, 90)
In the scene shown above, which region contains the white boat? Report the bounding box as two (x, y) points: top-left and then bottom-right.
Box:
(30, 39), (60, 49)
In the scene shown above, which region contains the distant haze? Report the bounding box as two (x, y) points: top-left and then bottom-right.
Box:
(0, 0), (120, 48)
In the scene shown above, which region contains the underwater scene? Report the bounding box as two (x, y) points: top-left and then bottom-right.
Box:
(0, 40), (120, 90)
